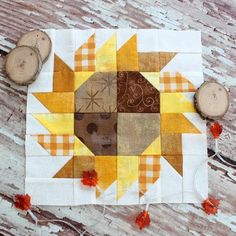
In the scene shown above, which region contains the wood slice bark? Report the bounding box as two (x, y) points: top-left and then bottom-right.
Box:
(195, 81), (229, 120)
(5, 46), (42, 85)
(17, 29), (52, 63)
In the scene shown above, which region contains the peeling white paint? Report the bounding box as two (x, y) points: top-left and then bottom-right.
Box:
(0, 35), (15, 52)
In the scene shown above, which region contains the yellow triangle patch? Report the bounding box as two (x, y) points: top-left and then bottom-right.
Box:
(74, 72), (94, 91)
(140, 72), (160, 90)
(33, 92), (74, 113)
(117, 156), (138, 200)
(96, 33), (116, 71)
(142, 136), (161, 155)
(33, 114), (74, 134)
(161, 113), (201, 134)
(53, 54), (74, 92)
(74, 136), (94, 156)
(117, 34), (138, 71)
(54, 157), (74, 178)
(160, 93), (195, 113)
(95, 156), (117, 197)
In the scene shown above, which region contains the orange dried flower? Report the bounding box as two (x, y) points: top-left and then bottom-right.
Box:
(202, 197), (220, 215)
(14, 194), (31, 211)
(135, 210), (151, 230)
(210, 121), (222, 139)
(82, 170), (98, 187)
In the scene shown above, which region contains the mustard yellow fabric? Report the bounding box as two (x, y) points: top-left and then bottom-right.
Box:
(54, 157), (74, 178)
(95, 156), (117, 197)
(53, 54), (74, 92)
(117, 34), (139, 71)
(74, 156), (95, 178)
(161, 113), (201, 134)
(33, 92), (74, 113)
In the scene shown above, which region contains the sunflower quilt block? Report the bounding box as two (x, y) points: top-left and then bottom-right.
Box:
(25, 29), (208, 205)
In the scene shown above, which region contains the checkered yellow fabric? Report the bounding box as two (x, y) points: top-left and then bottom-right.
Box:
(75, 34), (95, 71)
(139, 155), (161, 196)
(35, 135), (74, 156)
(160, 72), (196, 92)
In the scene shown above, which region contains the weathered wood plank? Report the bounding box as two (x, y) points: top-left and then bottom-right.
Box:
(0, 0), (235, 235)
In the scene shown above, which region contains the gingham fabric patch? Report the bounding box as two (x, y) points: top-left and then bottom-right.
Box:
(139, 155), (161, 196)
(34, 135), (74, 156)
(160, 72), (196, 92)
(75, 34), (95, 71)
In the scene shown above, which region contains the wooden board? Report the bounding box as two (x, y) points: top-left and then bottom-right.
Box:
(0, 0), (236, 235)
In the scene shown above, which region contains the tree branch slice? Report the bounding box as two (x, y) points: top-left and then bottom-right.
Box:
(5, 46), (42, 85)
(17, 29), (51, 63)
(195, 81), (229, 120)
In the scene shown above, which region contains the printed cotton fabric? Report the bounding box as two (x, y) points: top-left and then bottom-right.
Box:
(25, 29), (208, 205)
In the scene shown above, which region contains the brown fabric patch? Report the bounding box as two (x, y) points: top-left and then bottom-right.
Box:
(54, 158), (74, 178)
(138, 52), (177, 72)
(117, 113), (160, 155)
(75, 72), (117, 113)
(161, 134), (183, 176)
(158, 52), (177, 71)
(74, 113), (117, 155)
(138, 52), (160, 72)
(161, 133), (182, 155)
(162, 155), (183, 176)
(74, 156), (95, 178)
(117, 71), (160, 113)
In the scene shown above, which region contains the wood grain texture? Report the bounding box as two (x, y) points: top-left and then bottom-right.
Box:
(0, 0), (235, 235)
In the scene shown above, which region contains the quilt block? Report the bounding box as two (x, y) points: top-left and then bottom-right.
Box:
(25, 29), (208, 205)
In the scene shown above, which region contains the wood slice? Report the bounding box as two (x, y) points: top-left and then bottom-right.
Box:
(17, 29), (52, 63)
(195, 81), (229, 119)
(5, 46), (42, 85)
